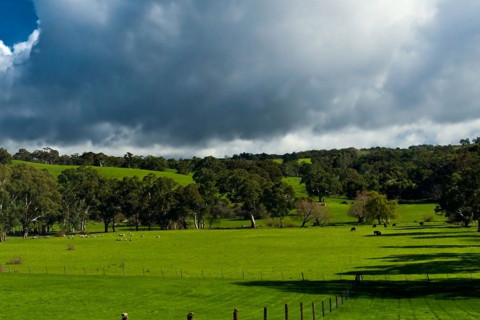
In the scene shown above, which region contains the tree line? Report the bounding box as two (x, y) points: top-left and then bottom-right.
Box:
(1, 138), (480, 239)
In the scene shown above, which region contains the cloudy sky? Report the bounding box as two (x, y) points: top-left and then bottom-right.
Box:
(0, 0), (480, 158)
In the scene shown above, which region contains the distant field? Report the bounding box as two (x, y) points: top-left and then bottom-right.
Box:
(10, 160), (194, 186)
(273, 158), (311, 164)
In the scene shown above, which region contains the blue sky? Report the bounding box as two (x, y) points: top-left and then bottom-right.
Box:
(1, 1), (480, 158)
(0, 0), (37, 47)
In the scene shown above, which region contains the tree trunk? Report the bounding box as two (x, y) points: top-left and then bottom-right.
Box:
(194, 213), (199, 229)
(477, 219), (480, 232)
(104, 221), (109, 233)
(300, 219), (307, 228)
(250, 213), (256, 228)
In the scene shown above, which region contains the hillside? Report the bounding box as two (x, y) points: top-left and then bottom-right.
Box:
(11, 160), (195, 186)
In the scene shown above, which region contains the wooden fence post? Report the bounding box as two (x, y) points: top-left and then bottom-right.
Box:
(329, 298), (332, 313)
(233, 308), (239, 320)
(284, 304), (288, 320)
(264, 307), (267, 320)
(300, 302), (304, 320)
(321, 301), (325, 318)
(312, 302), (315, 320)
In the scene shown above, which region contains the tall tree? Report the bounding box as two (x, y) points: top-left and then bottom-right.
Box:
(262, 181), (296, 227)
(0, 165), (15, 241)
(9, 164), (61, 238)
(58, 167), (102, 232)
(96, 178), (121, 233)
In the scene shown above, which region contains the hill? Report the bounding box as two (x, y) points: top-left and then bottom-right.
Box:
(11, 160), (194, 186)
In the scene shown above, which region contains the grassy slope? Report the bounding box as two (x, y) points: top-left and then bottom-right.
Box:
(11, 160), (194, 186)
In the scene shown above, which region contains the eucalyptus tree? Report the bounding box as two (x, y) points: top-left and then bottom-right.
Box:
(96, 177), (121, 232)
(9, 164), (61, 238)
(220, 169), (268, 228)
(58, 167), (102, 233)
(0, 165), (15, 241)
(262, 181), (296, 227)
(172, 184), (205, 229)
(118, 176), (144, 231)
(143, 174), (178, 229)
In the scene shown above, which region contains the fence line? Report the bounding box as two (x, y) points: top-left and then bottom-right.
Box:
(1, 265), (480, 283)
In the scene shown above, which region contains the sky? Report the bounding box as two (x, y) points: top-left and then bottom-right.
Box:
(0, 0), (480, 158)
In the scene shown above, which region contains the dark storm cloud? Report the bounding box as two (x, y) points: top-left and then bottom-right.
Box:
(1, 0), (480, 154)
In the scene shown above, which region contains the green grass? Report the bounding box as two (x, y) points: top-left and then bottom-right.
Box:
(1, 223), (479, 319)
(11, 160), (194, 186)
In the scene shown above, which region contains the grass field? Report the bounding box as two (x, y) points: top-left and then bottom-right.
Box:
(1, 221), (479, 319)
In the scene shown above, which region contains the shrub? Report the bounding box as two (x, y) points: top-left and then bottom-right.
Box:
(56, 231), (66, 237)
(7, 256), (23, 265)
(422, 214), (434, 222)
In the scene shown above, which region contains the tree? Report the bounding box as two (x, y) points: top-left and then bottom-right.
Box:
(348, 191), (397, 224)
(0, 148), (12, 165)
(347, 191), (369, 223)
(145, 176), (177, 229)
(96, 178), (121, 233)
(220, 169), (267, 228)
(9, 164), (61, 238)
(0, 165), (15, 241)
(301, 163), (342, 201)
(262, 181), (296, 227)
(172, 184), (205, 229)
(297, 198), (332, 227)
(58, 167), (102, 233)
(118, 176), (144, 231)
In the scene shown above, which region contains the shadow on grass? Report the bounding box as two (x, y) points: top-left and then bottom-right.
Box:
(365, 231), (475, 238)
(233, 279), (356, 296)
(354, 279), (480, 299)
(233, 278), (480, 299)
(381, 245), (480, 249)
(341, 252), (480, 275)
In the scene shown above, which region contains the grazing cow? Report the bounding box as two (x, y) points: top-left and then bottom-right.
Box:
(419, 222), (424, 226)
(383, 223), (388, 227)
(350, 227), (356, 231)
(392, 223), (397, 227)
(121, 313), (128, 320)
(373, 230), (382, 236)
(372, 224), (377, 228)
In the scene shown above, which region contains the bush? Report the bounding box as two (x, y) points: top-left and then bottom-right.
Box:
(56, 231), (66, 237)
(422, 214), (434, 222)
(7, 256), (23, 265)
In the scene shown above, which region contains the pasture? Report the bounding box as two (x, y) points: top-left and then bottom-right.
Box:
(1, 221), (480, 320)
(10, 160), (194, 186)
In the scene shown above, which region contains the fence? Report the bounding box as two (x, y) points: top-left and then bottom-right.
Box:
(0, 264), (358, 280)
(181, 275), (361, 320)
